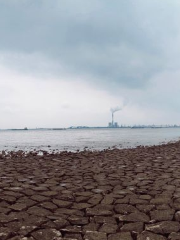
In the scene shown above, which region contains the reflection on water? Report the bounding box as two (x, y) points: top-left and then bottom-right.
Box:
(0, 128), (180, 152)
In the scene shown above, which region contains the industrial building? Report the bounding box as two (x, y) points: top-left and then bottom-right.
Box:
(108, 107), (120, 128)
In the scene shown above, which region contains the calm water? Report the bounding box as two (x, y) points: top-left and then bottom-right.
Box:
(0, 128), (180, 152)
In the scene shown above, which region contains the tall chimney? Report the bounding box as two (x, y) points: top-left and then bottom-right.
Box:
(112, 112), (114, 127)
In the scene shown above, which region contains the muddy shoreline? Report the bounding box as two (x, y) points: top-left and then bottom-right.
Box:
(1, 141), (180, 239)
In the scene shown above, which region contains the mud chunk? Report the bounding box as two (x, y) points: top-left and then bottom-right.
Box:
(86, 207), (112, 216)
(61, 225), (82, 233)
(114, 204), (138, 214)
(0, 227), (13, 240)
(88, 195), (103, 205)
(99, 223), (118, 234)
(27, 206), (52, 217)
(137, 231), (167, 240)
(121, 222), (144, 233)
(0, 213), (17, 223)
(150, 210), (175, 221)
(64, 233), (83, 240)
(168, 232), (180, 240)
(101, 195), (114, 205)
(84, 231), (107, 240)
(119, 212), (150, 222)
(136, 204), (155, 213)
(150, 197), (170, 205)
(94, 216), (116, 224)
(175, 211), (180, 221)
(146, 221), (180, 234)
(53, 218), (69, 229)
(40, 191), (58, 197)
(39, 201), (57, 210)
(108, 232), (133, 240)
(68, 216), (89, 225)
(31, 228), (62, 240)
(83, 223), (99, 233)
(53, 199), (72, 208)
(9, 203), (27, 211)
(72, 203), (92, 210)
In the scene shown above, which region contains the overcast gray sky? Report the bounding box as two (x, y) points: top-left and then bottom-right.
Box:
(1, 0), (180, 128)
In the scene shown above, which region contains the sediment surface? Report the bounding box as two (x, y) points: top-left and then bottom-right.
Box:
(1, 142), (180, 239)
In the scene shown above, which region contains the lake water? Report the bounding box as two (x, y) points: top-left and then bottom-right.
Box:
(0, 128), (180, 152)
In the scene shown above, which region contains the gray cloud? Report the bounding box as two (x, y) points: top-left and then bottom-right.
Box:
(0, 0), (180, 90)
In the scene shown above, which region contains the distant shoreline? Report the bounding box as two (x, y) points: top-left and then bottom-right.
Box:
(1, 126), (180, 131)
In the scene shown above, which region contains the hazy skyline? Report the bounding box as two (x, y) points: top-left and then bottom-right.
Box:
(1, 0), (180, 128)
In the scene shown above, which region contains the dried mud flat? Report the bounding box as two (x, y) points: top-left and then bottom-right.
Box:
(1, 142), (180, 240)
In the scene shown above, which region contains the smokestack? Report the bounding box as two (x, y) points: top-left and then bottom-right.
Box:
(112, 111), (114, 126)
(110, 107), (122, 127)
(109, 101), (127, 128)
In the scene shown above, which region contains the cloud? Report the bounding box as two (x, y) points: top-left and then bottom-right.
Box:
(1, 0), (180, 90)
(1, 60), (180, 128)
(1, 0), (180, 127)
(0, 64), (127, 128)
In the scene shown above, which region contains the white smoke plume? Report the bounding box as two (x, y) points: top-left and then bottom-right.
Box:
(110, 106), (122, 114)
(110, 100), (127, 113)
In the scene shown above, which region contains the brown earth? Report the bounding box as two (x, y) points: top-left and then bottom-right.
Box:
(1, 141), (180, 239)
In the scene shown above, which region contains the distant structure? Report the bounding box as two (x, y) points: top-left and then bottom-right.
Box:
(108, 122), (119, 128)
(108, 107), (121, 128)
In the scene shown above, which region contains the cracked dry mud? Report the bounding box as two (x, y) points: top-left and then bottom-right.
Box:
(1, 142), (180, 239)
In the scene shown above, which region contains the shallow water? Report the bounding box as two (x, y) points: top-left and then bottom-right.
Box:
(0, 128), (180, 152)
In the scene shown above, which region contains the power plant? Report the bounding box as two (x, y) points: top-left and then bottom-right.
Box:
(108, 107), (121, 128)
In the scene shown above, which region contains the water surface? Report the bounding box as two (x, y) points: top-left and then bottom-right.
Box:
(0, 128), (180, 152)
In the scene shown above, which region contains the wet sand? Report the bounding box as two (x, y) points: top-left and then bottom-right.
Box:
(1, 142), (180, 239)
